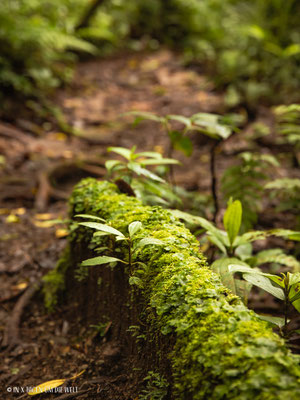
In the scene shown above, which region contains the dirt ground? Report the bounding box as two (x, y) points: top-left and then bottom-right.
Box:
(0, 50), (299, 399)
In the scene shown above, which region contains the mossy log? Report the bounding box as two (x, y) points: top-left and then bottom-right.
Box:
(45, 178), (300, 399)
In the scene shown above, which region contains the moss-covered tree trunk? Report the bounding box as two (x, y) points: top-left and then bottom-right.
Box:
(44, 178), (300, 400)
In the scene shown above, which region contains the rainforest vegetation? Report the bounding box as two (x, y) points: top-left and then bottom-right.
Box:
(0, 1), (299, 399)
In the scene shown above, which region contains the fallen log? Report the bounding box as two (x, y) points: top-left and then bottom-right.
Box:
(44, 178), (300, 399)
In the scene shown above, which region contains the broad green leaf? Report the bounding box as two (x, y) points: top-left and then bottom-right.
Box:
(223, 200), (242, 246)
(243, 273), (285, 300)
(136, 237), (163, 248)
(287, 272), (300, 286)
(228, 264), (285, 289)
(234, 230), (267, 246)
(122, 111), (164, 123)
(208, 234), (227, 255)
(142, 180), (180, 204)
(81, 256), (125, 266)
(228, 264), (257, 275)
(107, 147), (132, 160)
(191, 112), (232, 139)
(211, 258), (241, 294)
(169, 210), (229, 252)
(128, 162), (165, 182)
(129, 276), (143, 288)
(254, 249), (300, 272)
(136, 151), (162, 159)
(167, 114), (192, 128)
(234, 243), (253, 261)
(265, 178), (300, 190)
(288, 233), (300, 242)
(141, 158), (180, 166)
(257, 315), (286, 328)
(116, 236), (127, 241)
(128, 221), (142, 237)
(290, 290), (300, 303)
(291, 298), (300, 312)
(94, 231), (111, 237)
(75, 214), (105, 222)
(264, 274), (285, 288)
(105, 160), (121, 172)
(78, 222), (124, 237)
(268, 229), (300, 241)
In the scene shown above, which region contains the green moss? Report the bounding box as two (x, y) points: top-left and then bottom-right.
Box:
(42, 245), (71, 312)
(69, 178), (300, 399)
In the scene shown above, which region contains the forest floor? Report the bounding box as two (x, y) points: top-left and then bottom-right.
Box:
(0, 50), (298, 399)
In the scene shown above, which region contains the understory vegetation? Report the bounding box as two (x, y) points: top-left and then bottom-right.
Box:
(1, 1), (300, 398)
(1, 0), (300, 109)
(57, 178), (300, 399)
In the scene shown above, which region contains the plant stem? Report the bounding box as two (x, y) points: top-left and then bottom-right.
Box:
(211, 141), (219, 223)
(283, 284), (290, 338)
(128, 239), (132, 274)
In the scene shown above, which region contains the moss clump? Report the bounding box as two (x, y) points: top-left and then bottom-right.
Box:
(69, 178), (300, 399)
(43, 245), (71, 312)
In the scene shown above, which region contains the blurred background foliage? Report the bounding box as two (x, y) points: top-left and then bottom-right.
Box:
(0, 0), (300, 108)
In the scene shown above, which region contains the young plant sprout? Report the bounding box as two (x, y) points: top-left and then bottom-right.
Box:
(172, 200), (300, 329)
(124, 111), (234, 221)
(105, 146), (181, 206)
(77, 216), (163, 288)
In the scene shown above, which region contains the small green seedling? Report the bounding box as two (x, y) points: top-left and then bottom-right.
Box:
(172, 201), (300, 303)
(139, 371), (169, 400)
(229, 265), (300, 336)
(78, 217), (163, 287)
(105, 146), (180, 206)
(125, 111), (234, 220)
(106, 146), (179, 183)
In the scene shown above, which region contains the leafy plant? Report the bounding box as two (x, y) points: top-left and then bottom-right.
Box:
(229, 265), (300, 336)
(0, 0), (96, 104)
(139, 371), (168, 400)
(273, 104), (300, 167)
(172, 200), (300, 303)
(221, 152), (279, 231)
(126, 111), (233, 219)
(105, 146), (180, 206)
(273, 104), (300, 148)
(265, 178), (300, 228)
(77, 216), (162, 286)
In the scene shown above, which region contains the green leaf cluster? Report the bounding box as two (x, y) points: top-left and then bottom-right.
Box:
(67, 178), (300, 399)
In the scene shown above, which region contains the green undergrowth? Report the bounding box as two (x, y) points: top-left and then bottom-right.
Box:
(42, 246), (71, 312)
(49, 178), (300, 399)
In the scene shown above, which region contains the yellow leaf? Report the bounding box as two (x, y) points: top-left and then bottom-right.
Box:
(12, 282), (28, 291)
(6, 214), (19, 223)
(55, 228), (69, 238)
(28, 370), (85, 396)
(33, 221), (54, 228)
(28, 379), (66, 396)
(35, 213), (54, 220)
(14, 207), (26, 215)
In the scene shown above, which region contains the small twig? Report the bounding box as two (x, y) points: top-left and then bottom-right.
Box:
(2, 281), (41, 350)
